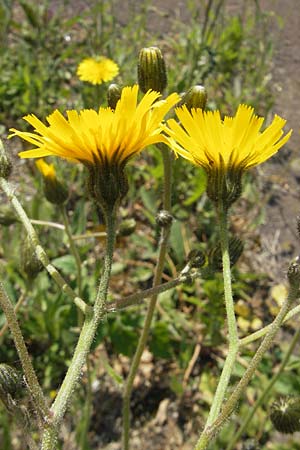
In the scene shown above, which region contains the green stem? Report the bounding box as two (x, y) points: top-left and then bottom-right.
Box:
(226, 326), (300, 450)
(107, 269), (202, 312)
(240, 302), (300, 346)
(60, 206), (92, 449)
(122, 146), (173, 450)
(0, 282), (49, 419)
(60, 206), (82, 297)
(0, 178), (90, 315)
(40, 209), (117, 449)
(195, 281), (298, 450)
(205, 203), (239, 427)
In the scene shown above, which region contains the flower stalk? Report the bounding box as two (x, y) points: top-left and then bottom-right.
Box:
(41, 208), (117, 449)
(194, 265), (299, 450)
(0, 283), (48, 420)
(226, 326), (300, 450)
(122, 144), (173, 450)
(0, 177), (90, 315)
(201, 201), (239, 429)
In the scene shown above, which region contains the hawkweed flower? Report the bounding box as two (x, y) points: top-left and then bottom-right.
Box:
(164, 105), (292, 207)
(35, 159), (68, 205)
(9, 85), (179, 213)
(77, 56), (119, 85)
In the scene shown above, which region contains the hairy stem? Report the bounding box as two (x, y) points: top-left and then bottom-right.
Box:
(40, 209), (117, 449)
(122, 145), (173, 450)
(0, 178), (89, 314)
(60, 206), (82, 297)
(0, 283), (48, 419)
(199, 203), (239, 439)
(227, 326), (300, 450)
(196, 280), (298, 449)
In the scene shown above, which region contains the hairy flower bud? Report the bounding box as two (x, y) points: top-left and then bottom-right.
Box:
(209, 236), (244, 271)
(187, 249), (206, 268)
(118, 218), (136, 237)
(0, 139), (12, 179)
(156, 210), (173, 228)
(107, 83), (122, 110)
(21, 236), (42, 280)
(287, 257), (300, 289)
(270, 397), (300, 433)
(138, 47), (167, 93)
(0, 364), (21, 399)
(179, 85), (207, 111)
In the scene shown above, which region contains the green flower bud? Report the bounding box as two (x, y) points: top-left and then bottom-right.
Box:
(287, 257), (300, 289)
(0, 207), (18, 226)
(209, 236), (244, 271)
(107, 83), (122, 110)
(0, 364), (21, 398)
(138, 47), (167, 93)
(270, 397), (300, 434)
(0, 139), (12, 179)
(118, 218), (136, 237)
(206, 158), (244, 208)
(21, 236), (42, 280)
(179, 85), (207, 111)
(187, 249), (206, 268)
(156, 210), (173, 228)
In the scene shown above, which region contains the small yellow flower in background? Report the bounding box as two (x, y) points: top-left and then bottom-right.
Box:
(164, 104), (292, 206)
(9, 85), (179, 211)
(76, 56), (119, 85)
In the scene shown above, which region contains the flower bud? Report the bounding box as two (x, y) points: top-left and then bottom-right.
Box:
(0, 139), (12, 179)
(287, 257), (300, 289)
(179, 85), (207, 111)
(118, 218), (136, 237)
(270, 397), (300, 433)
(187, 249), (206, 268)
(107, 83), (122, 110)
(138, 47), (167, 93)
(156, 210), (173, 228)
(21, 236), (42, 280)
(209, 236), (244, 271)
(36, 159), (68, 205)
(0, 364), (21, 398)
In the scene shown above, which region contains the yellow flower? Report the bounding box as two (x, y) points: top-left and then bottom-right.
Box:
(35, 159), (68, 205)
(164, 104), (292, 206)
(165, 104), (292, 171)
(9, 85), (179, 211)
(76, 56), (119, 85)
(35, 158), (56, 180)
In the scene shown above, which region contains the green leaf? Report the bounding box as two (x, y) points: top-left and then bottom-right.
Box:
(149, 321), (173, 359)
(52, 255), (77, 275)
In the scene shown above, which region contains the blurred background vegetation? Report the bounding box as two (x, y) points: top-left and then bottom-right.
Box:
(0, 0), (299, 449)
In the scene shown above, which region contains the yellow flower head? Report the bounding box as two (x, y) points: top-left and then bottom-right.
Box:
(9, 85), (179, 211)
(35, 158), (56, 180)
(165, 104), (292, 206)
(77, 56), (119, 85)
